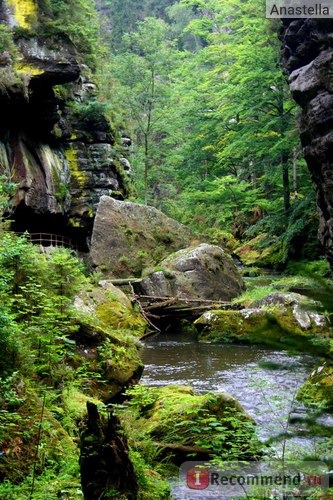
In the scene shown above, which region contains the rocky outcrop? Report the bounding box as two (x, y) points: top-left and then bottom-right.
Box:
(73, 282), (146, 401)
(90, 196), (196, 277)
(138, 243), (244, 301)
(280, 19), (333, 268)
(195, 291), (330, 355)
(0, 4), (129, 249)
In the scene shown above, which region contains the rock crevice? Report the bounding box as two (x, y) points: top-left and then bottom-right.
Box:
(281, 19), (333, 267)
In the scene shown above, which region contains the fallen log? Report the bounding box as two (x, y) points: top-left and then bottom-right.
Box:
(110, 278), (142, 286)
(135, 294), (231, 305)
(144, 298), (178, 311)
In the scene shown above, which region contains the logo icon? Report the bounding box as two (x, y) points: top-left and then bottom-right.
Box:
(186, 467), (210, 490)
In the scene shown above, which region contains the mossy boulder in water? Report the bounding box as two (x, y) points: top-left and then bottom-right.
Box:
(195, 292), (331, 355)
(138, 243), (244, 301)
(297, 363), (333, 411)
(123, 385), (261, 464)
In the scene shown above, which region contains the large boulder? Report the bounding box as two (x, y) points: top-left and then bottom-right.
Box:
(138, 243), (244, 301)
(89, 196), (195, 277)
(123, 385), (261, 464)
(195, 292), (331, 355)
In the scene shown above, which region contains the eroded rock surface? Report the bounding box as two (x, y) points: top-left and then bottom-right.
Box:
(138, 243), (244, 301)
(195, 291), (330, 355)
(0, 10), (129, 249)
(281, 19), (333, 268)
(90, 196), (195, 277)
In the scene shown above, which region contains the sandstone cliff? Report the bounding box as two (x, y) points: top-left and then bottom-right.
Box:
(0, 0), (129, 250)
(280, 19), (333, 268)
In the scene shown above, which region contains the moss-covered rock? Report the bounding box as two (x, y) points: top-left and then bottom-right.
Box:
(297, 363), (333, 411)
(122, 385), (262, 464)
(138, 243), (244, 301)
(90, 196), (196, 277)
(74, 282), (147, 334)
(72, 283), (146, 400)
(195, 298), (331, 356)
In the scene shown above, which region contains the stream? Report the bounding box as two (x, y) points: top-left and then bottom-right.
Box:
(140, 332), (331, 498)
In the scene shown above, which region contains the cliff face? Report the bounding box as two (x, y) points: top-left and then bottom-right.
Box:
(280, 19), (333, 268)
(0, 0), (129, 249)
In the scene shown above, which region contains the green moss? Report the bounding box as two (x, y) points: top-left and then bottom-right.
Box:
(65, 145), (87, 189)
(98, 340), (143, 387)
(72, 284), (146, 400)
(195, 307), (331, 355)
(121, 385), (262, 462)
(95, 300), (146, 335)
(61, 386), (102, 423)
(297, 363), (333, 410)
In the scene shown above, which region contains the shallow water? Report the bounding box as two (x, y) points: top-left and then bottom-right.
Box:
(140, 332), (313, 442)
(140, 332), (331, 498)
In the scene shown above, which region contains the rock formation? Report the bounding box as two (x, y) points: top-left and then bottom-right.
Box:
(0, 1), (129, 250)
(138, 243), (244, 301)
(280, 19), (333, 268)
(195, 291), (329, 354)
(90, 195), (196, 277)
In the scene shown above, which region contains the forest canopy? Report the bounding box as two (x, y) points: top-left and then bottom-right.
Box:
(97, 0), (321, 268)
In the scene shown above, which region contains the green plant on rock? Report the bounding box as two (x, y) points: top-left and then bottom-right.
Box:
(68, 100), (109, 130)
(0, 25), (18, 60)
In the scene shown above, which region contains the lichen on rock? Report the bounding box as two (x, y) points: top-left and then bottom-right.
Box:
(138, 243), (244, 301)
(7, 0), (38, 29)
(90, 196), (196, 277)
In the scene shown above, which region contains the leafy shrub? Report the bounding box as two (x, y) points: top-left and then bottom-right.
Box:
(69, 100), (109, 131)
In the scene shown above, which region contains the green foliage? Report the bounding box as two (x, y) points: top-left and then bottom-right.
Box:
(0, 25), (17, 58)
(232, 285), (276, 307)
(123, 385), (263, 462)
(37, 0), (102, 69)
(68, 100), (110, 130)
(103, 0), (319, 267)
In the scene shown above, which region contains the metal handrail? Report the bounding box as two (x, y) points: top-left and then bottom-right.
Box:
(17, 232), (78, 250)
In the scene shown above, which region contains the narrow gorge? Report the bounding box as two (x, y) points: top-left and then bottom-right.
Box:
(0, 2), (332, 500)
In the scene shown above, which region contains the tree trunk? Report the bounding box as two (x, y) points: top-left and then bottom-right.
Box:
(144, 133), (149, 205)
(80, 402), (138, 500)
(292, 148), (298, 194)
(282, 155), (290, 213)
